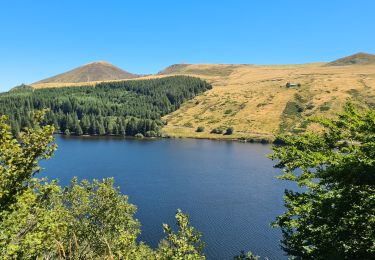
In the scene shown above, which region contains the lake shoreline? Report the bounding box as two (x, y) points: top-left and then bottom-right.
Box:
(56, 133), (276, 144)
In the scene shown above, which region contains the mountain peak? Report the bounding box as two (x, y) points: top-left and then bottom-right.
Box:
(326, 52), (375, 66)
(158, 64), (191, 75)
(34, 61), (139, 84)
(86, 61), (113, 66)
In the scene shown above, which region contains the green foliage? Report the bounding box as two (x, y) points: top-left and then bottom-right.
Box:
(158, 209), (205, 259)
(0, 180), (67, 258)
(319, 102), (331, 111)
(64, 128), (70, 135)
(0, 76), (211, 137)
(145, 130), (158, 137)
(57, 178), (142, 259)
(224, 109), (233, 115)
(211, 127), (224, 134)
(283, 101), (304, 117)
(0, 110), (56, 212)
(280, 100), (305, 132)
(134, 133), (144, 139)
(196, 126), (205, 132)
(0, 111), (205, 259)
(8, 84), (33, 93)
(225, 127), (234, 135)
(305, 103), (314, 110)
(183, 122), (193, 128)
(0, 177), (151, 259)
(270, 104), (375, 259)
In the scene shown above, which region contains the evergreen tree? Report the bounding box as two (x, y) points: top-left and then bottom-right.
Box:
(74, 121), (83, 135)
(98, 120), (106, 136)
(0, 76), (211, 137)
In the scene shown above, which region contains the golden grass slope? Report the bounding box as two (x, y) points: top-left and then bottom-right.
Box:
(160, 63), (375, 141)
(31, 62), (375, 141)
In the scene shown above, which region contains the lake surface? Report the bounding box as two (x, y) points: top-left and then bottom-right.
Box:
(41, 136), (295, 259)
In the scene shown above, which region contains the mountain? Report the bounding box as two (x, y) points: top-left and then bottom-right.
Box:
(325, 52), (375, 66)
(34, 61), (139, 84)
(158, 64), (191, 75)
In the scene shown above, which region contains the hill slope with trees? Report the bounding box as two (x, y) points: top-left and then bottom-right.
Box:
(0, 76), (212, 137)
(17, 52), (375, 142)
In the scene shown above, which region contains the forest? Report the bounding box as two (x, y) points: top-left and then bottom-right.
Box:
(0, 76), (211, 137)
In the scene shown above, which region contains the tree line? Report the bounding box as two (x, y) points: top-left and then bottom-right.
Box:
(0, 76), (212, 137)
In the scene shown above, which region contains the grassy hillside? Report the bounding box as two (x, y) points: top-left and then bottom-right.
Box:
(28, 57), (375, 142)
(159, 63), (375, 141)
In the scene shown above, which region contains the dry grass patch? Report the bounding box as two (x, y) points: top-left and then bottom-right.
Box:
(162, 63), (375, 140)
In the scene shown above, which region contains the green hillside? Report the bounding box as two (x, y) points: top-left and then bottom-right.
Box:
(0, 76), (211, 137)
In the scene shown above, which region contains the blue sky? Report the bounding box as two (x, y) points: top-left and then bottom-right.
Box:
(0, 0), (374, 91)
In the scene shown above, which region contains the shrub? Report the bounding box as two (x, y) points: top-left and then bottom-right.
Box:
(283, 101), (304, 117)
(225, 127), (234, 135)
(319, 102), (331, 111)
(306, 103), (315, 110)
(134, 133), (144, 138)
(196, 126), (205, 132)
(183, 122), (193, 128)
(224, 109), (232, 115)
(211, 128), (224, 134)
(145, 131), (157, 137)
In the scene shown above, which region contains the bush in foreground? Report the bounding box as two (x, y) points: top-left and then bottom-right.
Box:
(270, 104), (375, 259)
(0, 112), (205, 259)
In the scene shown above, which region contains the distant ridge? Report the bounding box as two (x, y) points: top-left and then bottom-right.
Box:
(158, 64), (191, 75)
(34, 61), (139, 84)
(325, 52), (375, 66)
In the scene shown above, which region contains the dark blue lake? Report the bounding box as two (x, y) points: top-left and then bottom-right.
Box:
(42, 136), (294, 260)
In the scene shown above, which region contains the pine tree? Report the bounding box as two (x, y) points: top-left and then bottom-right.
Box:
(98, 120), (106, 136)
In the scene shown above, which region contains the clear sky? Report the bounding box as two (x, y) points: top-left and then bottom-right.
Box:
(1, 0), (374, 91)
